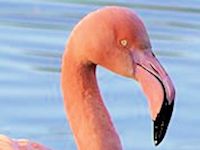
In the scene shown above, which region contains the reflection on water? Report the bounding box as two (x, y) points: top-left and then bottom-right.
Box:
(0, 0), (200, 149)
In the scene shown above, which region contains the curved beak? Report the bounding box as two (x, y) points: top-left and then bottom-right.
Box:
(134, 51), (175, 146)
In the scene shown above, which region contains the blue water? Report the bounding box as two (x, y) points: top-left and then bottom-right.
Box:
(0, 0), (200, 149)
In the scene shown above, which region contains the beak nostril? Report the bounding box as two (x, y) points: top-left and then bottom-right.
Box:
(150, 64), (159, 75)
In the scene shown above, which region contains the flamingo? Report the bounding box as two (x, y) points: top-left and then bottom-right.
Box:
(0, 6), (175, 150)
(61, 6), (175, 150)
(0, 134), (50, 150)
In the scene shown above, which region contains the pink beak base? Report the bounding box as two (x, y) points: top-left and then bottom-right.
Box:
(134, 54), (175, 146)
(135, 65), (164, 120)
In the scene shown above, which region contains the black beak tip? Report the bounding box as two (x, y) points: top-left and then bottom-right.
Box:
(154, 139), (160, 146)
(154, 135), (163, 146)
(153, 100), (174, 146)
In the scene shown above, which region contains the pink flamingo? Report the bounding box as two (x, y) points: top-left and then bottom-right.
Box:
(0, 6), (175, 150)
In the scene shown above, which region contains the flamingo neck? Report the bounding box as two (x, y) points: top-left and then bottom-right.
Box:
(61, 50), (122, 150)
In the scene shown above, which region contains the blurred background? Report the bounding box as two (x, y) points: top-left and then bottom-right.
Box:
(0, 0), (200, 149)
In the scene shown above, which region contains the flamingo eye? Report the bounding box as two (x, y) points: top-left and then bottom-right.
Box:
(120, 39), (128, 47)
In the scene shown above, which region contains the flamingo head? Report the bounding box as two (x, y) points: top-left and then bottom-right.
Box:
(69, 6), (175, 146)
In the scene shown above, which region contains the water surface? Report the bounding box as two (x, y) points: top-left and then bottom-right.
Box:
(0, 0), (200, 149)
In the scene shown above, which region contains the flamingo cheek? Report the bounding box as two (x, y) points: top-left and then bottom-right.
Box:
(135, 65), (164, 120)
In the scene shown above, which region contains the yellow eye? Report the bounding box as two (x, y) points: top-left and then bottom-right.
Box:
(120, 39), (128, 47)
